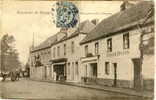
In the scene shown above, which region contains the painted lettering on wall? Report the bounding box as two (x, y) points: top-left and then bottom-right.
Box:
(106, 51), (130, 57)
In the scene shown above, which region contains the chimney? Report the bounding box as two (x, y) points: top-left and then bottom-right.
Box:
(56, 28), (67, 41)
(120, 1), (134, 11)
(91, 19), (99, 25)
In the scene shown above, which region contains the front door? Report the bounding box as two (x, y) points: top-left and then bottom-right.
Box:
(113, 63), (117, 86)
(92, 63), (97, 77)
(132, 58), (142, 90)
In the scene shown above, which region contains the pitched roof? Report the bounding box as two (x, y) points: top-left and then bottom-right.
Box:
(80, 1), (154, 44)
(31, 34), (57, 52)
(51, 20), (96, 45)
(31, 20), (96, 52)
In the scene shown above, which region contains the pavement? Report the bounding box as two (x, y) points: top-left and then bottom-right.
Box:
(31, 78), (154, 98)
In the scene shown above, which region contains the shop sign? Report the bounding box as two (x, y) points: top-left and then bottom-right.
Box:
(106, 51), (130, 57)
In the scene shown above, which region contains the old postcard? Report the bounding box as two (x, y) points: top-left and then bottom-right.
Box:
(0, 0), (154, 100)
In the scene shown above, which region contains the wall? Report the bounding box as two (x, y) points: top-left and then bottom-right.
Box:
(51, 33), (86, 82)
(30, 48), (51, 80)
(81, 28), (142, 88)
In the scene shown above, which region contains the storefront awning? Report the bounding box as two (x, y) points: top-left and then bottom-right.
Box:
(53, 62), (66, 66)
(50, 58), (67, 64)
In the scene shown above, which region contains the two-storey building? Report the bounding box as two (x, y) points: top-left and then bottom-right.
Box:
(50, 20), (96, 82)
(80, 1), (154, 90)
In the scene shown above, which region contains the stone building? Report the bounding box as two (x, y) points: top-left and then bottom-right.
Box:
(29, 20), (96, 82)
(80, 1), (154, 90)
(50, 20), (96, 82)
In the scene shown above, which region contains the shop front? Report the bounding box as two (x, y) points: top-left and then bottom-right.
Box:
(50, 58), (67, 81)
(81, 56), (98, 83)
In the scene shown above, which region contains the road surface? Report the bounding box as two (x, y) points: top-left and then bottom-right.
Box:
(0, 79), (152, 100)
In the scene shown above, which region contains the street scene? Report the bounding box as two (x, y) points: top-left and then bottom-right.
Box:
(0, 0), (154, 100)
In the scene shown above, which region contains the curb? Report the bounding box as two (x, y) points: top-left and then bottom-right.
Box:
(30, 79), (153, 98)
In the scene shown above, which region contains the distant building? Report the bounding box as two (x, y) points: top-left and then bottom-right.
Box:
(30, 34), (57, 80)
(80, 1), (154, 90)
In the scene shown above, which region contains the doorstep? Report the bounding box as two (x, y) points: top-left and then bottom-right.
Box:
(30, 78), (154, 98)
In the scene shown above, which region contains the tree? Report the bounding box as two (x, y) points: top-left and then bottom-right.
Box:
(1, 34), (21, 72)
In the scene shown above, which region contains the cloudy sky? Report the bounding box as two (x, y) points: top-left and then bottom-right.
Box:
(1, 0), (135, 64)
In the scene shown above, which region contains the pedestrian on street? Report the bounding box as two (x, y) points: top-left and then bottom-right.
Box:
(53, 71), (57, 81)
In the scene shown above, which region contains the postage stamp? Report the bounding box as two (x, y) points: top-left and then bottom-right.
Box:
(55, 1), (79, 28)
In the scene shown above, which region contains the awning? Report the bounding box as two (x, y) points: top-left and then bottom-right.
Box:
(50, 58), (67, 64)
(53, 62), (66, 66)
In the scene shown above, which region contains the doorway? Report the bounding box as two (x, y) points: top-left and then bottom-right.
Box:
(132, 58), (142, 90)
(53, 64), (65, 81)
(90, 63), (97, 77)
(113, 63), (117, 87)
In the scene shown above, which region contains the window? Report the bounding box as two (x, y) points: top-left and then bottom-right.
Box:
(123, 33), (130, 49)
(71, 41), (74, 53)
(105, 62), (110, 75)
(64, 44), (66, 55)
(75, 62), (79, 75)
(68, 63), (70, 75)
(85, 45), (88, 56)
(57, 46), (60, 57)
(95, 42), (99, 55)
(107, 38), (112, 52)
(48, 50), (50, 54)
(53, 47), (56, 58)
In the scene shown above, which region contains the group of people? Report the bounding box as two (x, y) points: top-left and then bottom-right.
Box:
(1, 70), (20, 81)
(53, 71), (65, 81)
(0, 68), (30, 81)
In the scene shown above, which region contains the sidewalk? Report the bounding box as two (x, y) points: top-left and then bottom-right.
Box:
(30, 79), (154, 98)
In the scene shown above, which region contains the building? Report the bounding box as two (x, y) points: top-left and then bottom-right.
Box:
(30, 34), (57, 80)
(80, 1), (154, 90)
(29, 20), (96, 82)
(50, 20), (96, 82)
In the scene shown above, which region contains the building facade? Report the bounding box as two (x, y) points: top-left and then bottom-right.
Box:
(80, 1), (154, 90)
(30, 35), (57, 80)
(50, 20), (96, 82)
(29, 1), (154, 91)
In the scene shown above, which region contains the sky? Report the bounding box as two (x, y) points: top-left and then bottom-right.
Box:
(1, 0), (134, 64)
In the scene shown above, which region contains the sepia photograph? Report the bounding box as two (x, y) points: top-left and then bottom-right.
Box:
(0, 0), (154, 100)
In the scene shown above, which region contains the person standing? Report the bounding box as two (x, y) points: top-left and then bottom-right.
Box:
(53, 71), (57, 81)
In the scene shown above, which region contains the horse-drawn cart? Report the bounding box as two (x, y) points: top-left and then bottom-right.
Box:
(1, 70), (20, 81)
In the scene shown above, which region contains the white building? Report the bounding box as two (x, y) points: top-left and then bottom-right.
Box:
(80, 1), (154, 90)
(50, 20), (96, 82)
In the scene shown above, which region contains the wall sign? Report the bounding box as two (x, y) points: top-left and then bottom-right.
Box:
(106, 51), (130, 57)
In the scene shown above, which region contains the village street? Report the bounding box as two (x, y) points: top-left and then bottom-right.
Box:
(0, 79), (152, 100)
